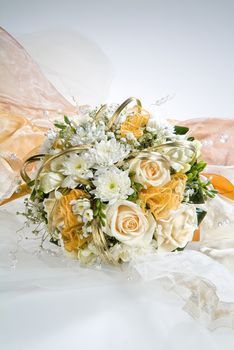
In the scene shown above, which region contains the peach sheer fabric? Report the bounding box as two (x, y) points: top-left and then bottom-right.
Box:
(0, 27), (76, 201)
(180, 118), (234, 166)
(0, 27), (233, 202)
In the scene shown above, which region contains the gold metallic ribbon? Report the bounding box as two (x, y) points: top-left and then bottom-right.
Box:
(108, 96), (142, 129)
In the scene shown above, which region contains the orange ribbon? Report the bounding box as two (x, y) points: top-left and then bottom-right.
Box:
(0, 183), (31, 206)
(203, 173), (234, 201)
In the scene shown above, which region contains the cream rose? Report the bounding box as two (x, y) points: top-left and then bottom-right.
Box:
(156, 204), (198, 252)
(104, 200), (156, 246)
(129, 153), (170, 188)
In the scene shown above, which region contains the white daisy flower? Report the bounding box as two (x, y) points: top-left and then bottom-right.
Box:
(82, 225), (92, 236)
(88, 138), (130, 167)
(60, 154), (93, 179)
(83, 209), (94, 223)
(70, 198), (91, 215)
(91, 167), (134, 203)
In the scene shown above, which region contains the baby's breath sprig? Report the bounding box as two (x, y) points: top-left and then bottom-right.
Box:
(54, 115), (77, 147)
(138, 131), (157, 150)
(17, 198), (47, 227)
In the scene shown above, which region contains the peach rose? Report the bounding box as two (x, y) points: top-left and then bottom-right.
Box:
(120, 109), (149, 139)
(44, 189), (91, 253)
(139, 173), (187, 220)
(129, 152), (170, 188)
(104, 200), (156, 246)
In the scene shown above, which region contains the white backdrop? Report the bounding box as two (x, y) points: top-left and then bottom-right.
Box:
(0, 0), (234, 119)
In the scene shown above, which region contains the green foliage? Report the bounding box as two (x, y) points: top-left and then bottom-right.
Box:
(93, 199), (107, 226)
(196, 208), (207, 225)
(186, 161), (217, 204)
(128, 173), (143, 202)
(138, 132), (157, 149)
(174, 125), (189, 135)
(54, 116), (76, 143)
(18, 198), (47, 226)
(49, 237), (60, 246)
(54, 122), (66, 130)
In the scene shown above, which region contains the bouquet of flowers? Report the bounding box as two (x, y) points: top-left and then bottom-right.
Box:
(20, 97), (216, 265)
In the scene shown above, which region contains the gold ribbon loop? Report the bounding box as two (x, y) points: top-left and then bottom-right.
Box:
(108, 97), (142, 129)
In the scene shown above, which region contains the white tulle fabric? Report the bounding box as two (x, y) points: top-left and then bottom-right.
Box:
(1, 167), (234, 337)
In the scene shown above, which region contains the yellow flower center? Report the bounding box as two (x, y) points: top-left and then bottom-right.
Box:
(109, 182), (117, 190)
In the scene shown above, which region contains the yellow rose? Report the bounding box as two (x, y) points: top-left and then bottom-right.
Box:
(139, 173), (187, 220)
(44, 189), (91, 254)
(120, 108), (149, 139)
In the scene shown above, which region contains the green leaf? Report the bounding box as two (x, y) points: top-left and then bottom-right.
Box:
(174, 125), (189, 135)
(64, 115), (70, 124)
(100, 218), (106, 226)
(93, 209), (99, 217)
(189, 188), (205, 204)
(174, 246), (187, 252)
(129, 171), (136, 177)
(196, 160), (207, 172)
(96, 200), (101, 208)
(100, 212), (106, 219)
(128, 191), (138, 202)
(134, 182), (143, 191)
(30, 188), (36, 201)
(54, 123), (66, 130)
(27, 179), (35, 187)
(50, 238), (60, 246)
(196, 208), (207, 225)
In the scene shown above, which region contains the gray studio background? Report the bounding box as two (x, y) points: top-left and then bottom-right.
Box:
(0, 0), (234, 119)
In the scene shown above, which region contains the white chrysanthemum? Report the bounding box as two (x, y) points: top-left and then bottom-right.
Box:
(60, 154), (93, 178)
(91, 167), (134, 203)
(70, 121), (106, 146)
(88, 138), (130, 167)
